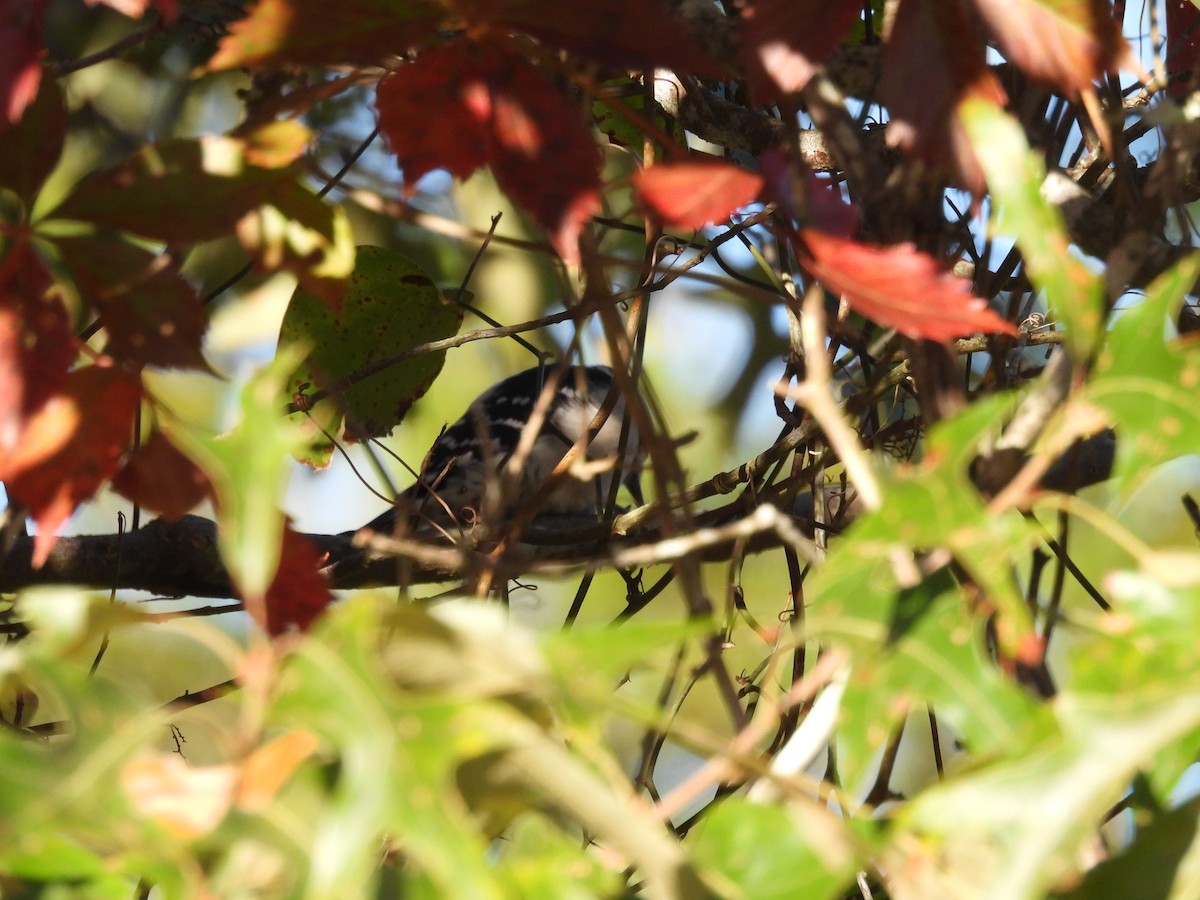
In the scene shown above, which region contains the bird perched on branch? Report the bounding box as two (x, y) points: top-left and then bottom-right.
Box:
(359, 364), (645, 540)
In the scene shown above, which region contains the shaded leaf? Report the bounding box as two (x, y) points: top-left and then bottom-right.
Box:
(485, 0), (723, 77)
(797, 229), (1017, 340)
(0, 243), (75, 452)
(632, 159), (763, 230)
(376, 40), (601, 262)
(55, 233), (210, 370)
(970, 0), (1131, 93)
(961, 98), (1105, 357)
(208, 0), (440, 70)
(55, 138), (278, 241)
(739, 0), (864, 103)
(0, 4), (45, 125)
(279, 245), (463, 467)
(881, 0), (1006, 193)
(111, 428), (211, 520)
(0, 73), (65, 209)
(262, 524), (333, 634)
(0, 365), (142, 566)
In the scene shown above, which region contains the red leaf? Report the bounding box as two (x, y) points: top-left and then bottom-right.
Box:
(739, 0), (864, 104)
(0, 1), (46, 126)
(1166, 0), (1200, 101)
(261, 524), (332, 635)
(632, 159), (763, 230)
(797, 229), (1018, 341)
(208, 0), (439, 70)
(882, 0), (1006, 193)
(0, 244), (75, 454)
(112, 429), (211, 520)
(970, 0), (1131, 93)
(482, 0), (723, 76)
(56, 234), (211, 371)
(0, 366), (142, 566)
(377, 40), (601, 262)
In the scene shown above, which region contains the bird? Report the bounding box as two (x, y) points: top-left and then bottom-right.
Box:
(359, 363), (645, 540)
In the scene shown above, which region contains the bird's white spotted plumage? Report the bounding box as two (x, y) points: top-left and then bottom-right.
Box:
(363, 364), (644, 535)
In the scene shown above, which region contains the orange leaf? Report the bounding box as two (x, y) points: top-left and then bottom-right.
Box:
(260, 524), (332, 635)
(0, 245), (75, 454)
(377, 39), (601, 262)
(798, 229), (1018, 342)
(632, 159), (764, 230)
(0, 366), (142, 565)
(236, 730), (320, 811)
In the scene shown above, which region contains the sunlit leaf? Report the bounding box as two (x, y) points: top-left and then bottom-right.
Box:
(739, 0), (864, 103)
(961, 98), (1105, 357)
(632, 159), (763, 230)
(797, 229), (1017, 340)
(279, 245), (462, 467)
(1082, 254), (1200, 492)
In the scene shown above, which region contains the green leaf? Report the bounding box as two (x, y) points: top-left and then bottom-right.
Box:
(890, 573), (1200, 899)
(688, 799), (857, 899)
(961, 99), (1105, 357)
(1055, 797), (1200, 900)
(160, 349), (310, 607)
(1085, 252), (1200, 493)
(278, 245), (463, 467)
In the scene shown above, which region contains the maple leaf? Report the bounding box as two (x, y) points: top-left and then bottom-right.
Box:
(112, 429), (211, 520)
(0, 244), (76, 454)
(0, 366), (142, 566)
(261, 524), (333, 634)
(797, 229), (1018, 342)
(0, 1), (46, 126)
(969, 0), (1131, 93)
(882, 0), (1006, 194)
(632, 159), (763, 230)
(377, 40), (601, 262)
(739, 0), (864, 104)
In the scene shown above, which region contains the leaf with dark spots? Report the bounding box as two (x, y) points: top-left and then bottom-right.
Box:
(278, 246), (463, 467)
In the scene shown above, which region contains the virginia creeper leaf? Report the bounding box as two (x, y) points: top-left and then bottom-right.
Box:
(739, 0), (864, 103)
